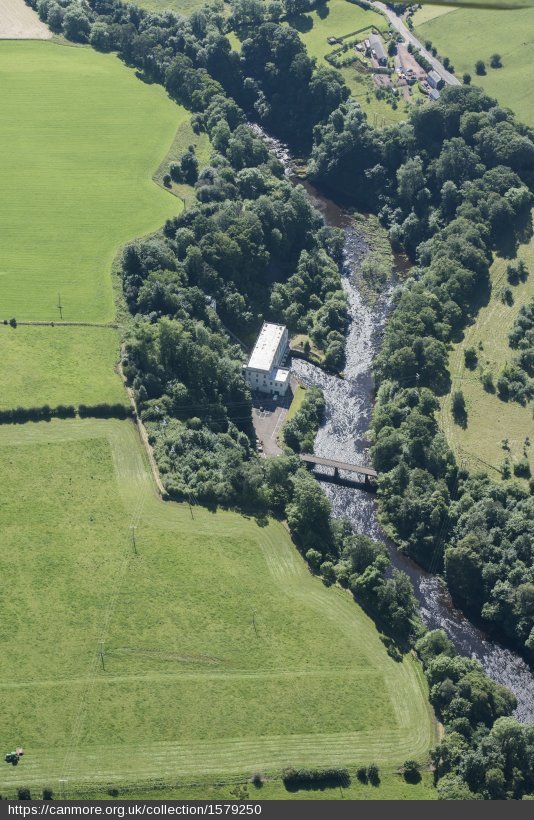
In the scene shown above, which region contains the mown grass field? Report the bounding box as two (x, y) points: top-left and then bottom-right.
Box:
(439, 225), (534, 478)
(134, 0), (221, 15)
(0, 326), (125, 409)
(0, 418), (437, 793)
(0, 41), (181, 322)
(417, 6), (534, 126)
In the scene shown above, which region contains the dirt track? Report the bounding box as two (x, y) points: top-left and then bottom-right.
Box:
(0, 0), (52, 38)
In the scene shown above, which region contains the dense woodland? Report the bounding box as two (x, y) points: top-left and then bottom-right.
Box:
(29, 0), (534, 798)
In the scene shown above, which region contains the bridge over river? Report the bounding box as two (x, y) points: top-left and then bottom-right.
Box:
(300, 454), (377, 491)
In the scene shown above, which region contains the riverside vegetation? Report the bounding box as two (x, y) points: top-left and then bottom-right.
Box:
(24, 0), (534, 799)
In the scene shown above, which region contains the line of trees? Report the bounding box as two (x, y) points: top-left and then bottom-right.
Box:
(0, 403), (131, 423)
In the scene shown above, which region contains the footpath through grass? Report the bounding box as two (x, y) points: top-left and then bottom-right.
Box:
(417, 6), (534, 127)
(439, 222), (534, 479)
(0, 419), (437, 793)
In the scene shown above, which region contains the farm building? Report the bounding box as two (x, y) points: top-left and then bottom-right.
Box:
(427, 69), (443, 89)
(244, 322), (290, 396)
(368, 33), (387, 66)
(428, 87), (441, 101)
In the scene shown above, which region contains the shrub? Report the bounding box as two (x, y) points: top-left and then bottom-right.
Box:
(513, 458), (531, 479)
(163, 173), (172, 188)
(452, 390), (466, 423)
(463, 73), (471, 85)
(403, 759), (421, 783)
(490, 53), (502, 68)
(367, 764), (380, 786)
(475, 60), (486, 76)
(282, 767), (350, 790)
(42, 788), (54, 800)
(17, 788), (31, 800)
(501, 286), (514, 305)
(251, 772), (264, 788)
(9, 317), (17, 328)
(464, 347), (477, 369)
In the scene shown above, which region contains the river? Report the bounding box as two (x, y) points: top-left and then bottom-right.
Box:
(250, 123), (534, 723)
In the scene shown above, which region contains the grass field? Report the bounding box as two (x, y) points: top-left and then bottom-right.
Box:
(417, 6), (534, 126)
(410, 4), (456, 28)
(0, 41), (181, 322)
(0, 418), (437, 793)
(0, 326), (125, 409)
(135, 0), (220, 15)
(439, 224), (534, 478)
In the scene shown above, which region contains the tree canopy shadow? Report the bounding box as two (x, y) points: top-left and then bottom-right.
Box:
(289, 14), (314, 33)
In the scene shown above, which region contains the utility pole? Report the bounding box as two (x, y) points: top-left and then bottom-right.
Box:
(57, 293), (63, 320)
(252, 610), (258, 637)
(188, 494), (195, 520)
(99, 641), (106, 672)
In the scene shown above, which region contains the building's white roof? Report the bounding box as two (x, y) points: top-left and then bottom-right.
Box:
(272, 368), (289, 383)
(428, 69), (441, 83)
(247, 323), (286, 372)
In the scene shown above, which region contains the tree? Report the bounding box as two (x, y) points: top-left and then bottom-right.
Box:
(63, 6), (91, 42)
(475, 60), (486, 76)
(451, 390), (466, 424)
(463, 73), (471, 85)
(490, 53), (503, 69)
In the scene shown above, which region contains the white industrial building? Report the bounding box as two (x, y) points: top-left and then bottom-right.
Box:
(244, 322), (290, 396)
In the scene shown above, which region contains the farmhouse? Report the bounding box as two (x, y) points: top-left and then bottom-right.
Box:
(244, 322), (290, 396)
(427, 69), (443, 90)
(369, 33), (387, 66)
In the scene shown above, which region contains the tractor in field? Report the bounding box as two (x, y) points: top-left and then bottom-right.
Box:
(4, 748), (24, 766)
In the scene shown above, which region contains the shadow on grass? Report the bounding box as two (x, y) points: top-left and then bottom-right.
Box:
(288, 13), (314, 33)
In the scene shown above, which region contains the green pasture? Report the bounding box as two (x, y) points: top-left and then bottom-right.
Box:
(417, 6), (534, 126)
(0, 325), (125, 409)
(0, 419), (437, 792)
(134, 0), (215, 13)
(439, 219), (534, 478)
(410, 4), (456, 27)
(0, 41), (181, 323)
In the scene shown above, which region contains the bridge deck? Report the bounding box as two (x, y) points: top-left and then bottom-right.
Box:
(300, 454), (377, 478)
